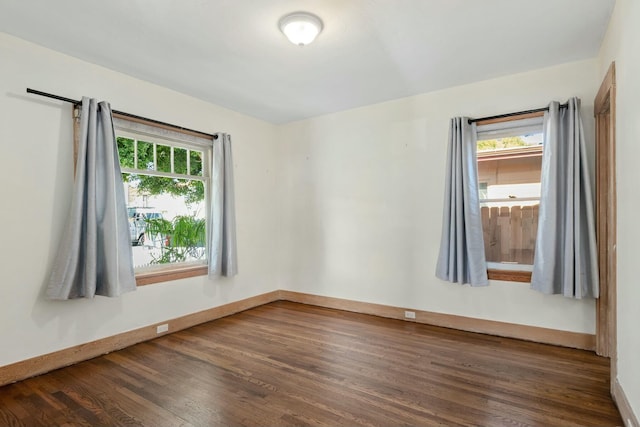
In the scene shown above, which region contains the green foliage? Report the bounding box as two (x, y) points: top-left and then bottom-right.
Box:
(477, 136), (528, 152)
(145, 215), (206, 264)
(117, 137), (205, 204)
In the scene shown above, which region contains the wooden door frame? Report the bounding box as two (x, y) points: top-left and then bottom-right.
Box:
(594, 62), (616, 373)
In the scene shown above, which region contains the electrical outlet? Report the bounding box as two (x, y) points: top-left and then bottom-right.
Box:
(156, 323), (169, 334)
(404, 311), (416, 319)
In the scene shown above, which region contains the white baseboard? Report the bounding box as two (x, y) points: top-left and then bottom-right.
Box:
(613, 378), (639, 427)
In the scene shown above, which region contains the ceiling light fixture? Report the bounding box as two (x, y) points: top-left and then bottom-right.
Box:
(279, 12), (323, 46)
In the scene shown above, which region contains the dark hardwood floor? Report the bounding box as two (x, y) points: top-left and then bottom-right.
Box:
(0, 301), (623, 426)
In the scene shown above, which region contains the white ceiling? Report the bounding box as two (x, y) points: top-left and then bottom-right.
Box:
(0, 0), (615, 124)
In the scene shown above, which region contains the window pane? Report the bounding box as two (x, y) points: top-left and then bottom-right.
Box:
(156, 144), (171, 173)
(480, 204), (538, 265)
(117, 137), (135, 168)
(123, 175), (206, 269)
(477, 133), (543, 153)
(190, 150), (203, 176)
(174, 147), (188, 175)
(137, 140), (154, 171)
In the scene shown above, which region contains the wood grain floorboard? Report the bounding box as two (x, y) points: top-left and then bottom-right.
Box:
(0, 301), (623, 426)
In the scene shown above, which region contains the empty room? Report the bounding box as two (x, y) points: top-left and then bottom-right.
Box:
(0, 0), (638, 425)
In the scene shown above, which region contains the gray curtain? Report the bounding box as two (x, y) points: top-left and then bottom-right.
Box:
(47, 97), (136, 299)
(531, 98), (599, 298)
(436, 117), (488, 286)
(207, 133), (238, 278)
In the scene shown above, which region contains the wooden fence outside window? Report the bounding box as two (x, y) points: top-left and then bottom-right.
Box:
(481, 204), (539, 265)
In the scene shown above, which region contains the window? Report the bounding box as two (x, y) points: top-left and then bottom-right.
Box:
(476, 114), (544, 282)
(113, 116), (213, 285)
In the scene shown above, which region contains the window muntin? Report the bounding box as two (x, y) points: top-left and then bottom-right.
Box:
(476, 116), (543, 271)
(116, 135), (205, 179)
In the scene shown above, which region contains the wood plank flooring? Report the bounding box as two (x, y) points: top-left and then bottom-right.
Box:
(0, 301), (623, 426)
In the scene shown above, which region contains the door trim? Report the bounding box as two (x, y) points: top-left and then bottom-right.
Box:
(594, 62), (616, 371)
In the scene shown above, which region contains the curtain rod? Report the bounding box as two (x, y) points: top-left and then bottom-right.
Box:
(468, 103), (568, 124)
(26, 88), (217, 139)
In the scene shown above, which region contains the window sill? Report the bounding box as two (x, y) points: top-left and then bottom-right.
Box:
(487, 269), (531, 283)
(136, 264), (208, 286)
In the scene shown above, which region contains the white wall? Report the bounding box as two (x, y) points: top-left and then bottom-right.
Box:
(0, 33), (280, 366)
(278, 59), (600, 334)
(598, 0), (640, 418)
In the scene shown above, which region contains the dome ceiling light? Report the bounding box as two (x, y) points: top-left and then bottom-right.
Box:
(279, 12), (323, 46)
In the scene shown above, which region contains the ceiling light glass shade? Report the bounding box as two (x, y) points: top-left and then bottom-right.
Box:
(279, 12), (323, 46)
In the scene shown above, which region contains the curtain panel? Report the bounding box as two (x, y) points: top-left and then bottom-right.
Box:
(207, 133), (238, 278)
(436, 117), (488, 286)
(531, 98), (599, 298)
(47, 97), (136, 299)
